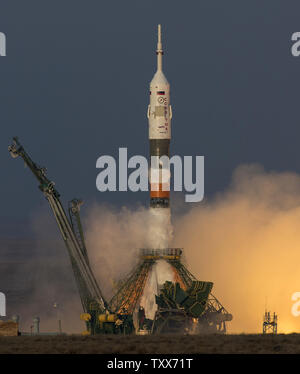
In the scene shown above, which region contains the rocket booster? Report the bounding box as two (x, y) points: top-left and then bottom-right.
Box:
(147, 25), (172, 208)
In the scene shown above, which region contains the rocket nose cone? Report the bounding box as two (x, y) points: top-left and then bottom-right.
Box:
(150, 70), (169, 86)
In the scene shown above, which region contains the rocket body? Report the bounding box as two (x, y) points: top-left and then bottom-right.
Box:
(147, 25), (172, 209)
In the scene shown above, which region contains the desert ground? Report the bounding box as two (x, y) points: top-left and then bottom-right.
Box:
(0, 333), (299, 354)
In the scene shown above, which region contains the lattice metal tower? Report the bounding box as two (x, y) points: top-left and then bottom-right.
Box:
(263, 311), (278, 334)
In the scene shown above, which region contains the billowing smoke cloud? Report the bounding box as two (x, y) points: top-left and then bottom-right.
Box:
(85, 205), (174, 319)
(85, 204), (173, 298)
(9, 163), (300, 334)
(172, 164), (300, 333)
(85, 163), (300, 333)
(7, 203), (172, 332)
(1, 205), (85, 334)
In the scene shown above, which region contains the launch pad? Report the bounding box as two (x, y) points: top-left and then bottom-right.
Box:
(110, 247), (232, 334)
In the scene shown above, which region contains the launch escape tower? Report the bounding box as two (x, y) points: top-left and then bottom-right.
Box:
(263, 311), (278, 334)
(8, 25), (233, 335)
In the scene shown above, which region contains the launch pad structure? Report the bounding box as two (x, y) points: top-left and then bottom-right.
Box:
(8, 25), (233, 335)
(8, 137), (232, 335)
(111, 248), (232, 334)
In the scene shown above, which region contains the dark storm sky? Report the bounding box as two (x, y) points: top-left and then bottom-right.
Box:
(1, 0), (300, 229)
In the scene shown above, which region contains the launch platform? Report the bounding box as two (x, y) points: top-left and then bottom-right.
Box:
(110, 248), (232, 334)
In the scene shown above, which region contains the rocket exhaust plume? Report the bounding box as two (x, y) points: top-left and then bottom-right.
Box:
(84, 164), (300, 333)
(20, 163), (300, 333)
(173, 164), (300, 333)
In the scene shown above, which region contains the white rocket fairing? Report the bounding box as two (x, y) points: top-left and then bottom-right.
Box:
(147, 25), (172, 208)
(147, 24), (172, 140)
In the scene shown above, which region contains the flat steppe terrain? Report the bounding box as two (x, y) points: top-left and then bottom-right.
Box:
(0, 333), (299, 354)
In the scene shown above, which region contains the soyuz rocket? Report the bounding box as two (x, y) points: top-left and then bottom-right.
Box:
(147, 25), (172, 209)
